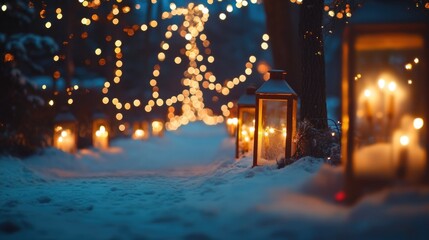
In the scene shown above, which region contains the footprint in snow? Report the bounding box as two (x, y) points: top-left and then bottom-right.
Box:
(3, 200), (19, 208)
(37, 196), (52, 204)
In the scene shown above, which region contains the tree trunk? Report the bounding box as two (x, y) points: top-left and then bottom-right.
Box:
(65, 0), (75, 90)
(263, 0), (301, 94)
(299, 0), (328, 129)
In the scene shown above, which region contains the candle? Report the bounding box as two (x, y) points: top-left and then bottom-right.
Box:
(57, 129), (75, 153)
(397, 135), (409, 179)
(226, 118), (238, 137)
(94, 125), (109, 149)
(363, 89), (373, 124)
(152, 121), (164, 137)
(387, 82), (396, 120)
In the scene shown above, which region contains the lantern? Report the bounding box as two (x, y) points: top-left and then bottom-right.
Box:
(151, 119), (165, 137)
(253, 70), (298, 166)
(53, 111), (78, 153)
(236, 86), (256, 159)
(132, 121), (149, 140)
(92, 112), (109, 149)
(342, 24), (429, 195)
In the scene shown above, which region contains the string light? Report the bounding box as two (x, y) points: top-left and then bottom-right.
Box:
(38, 0), (268, 131)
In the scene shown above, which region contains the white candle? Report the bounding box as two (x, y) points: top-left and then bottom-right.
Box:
(387, 82), (397, 120)
(363, 89), (373, 123)
(397, 135), (410, 179)
(94, 125), (109, 149)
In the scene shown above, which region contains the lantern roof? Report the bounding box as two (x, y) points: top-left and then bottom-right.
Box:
(237, 86), (256, 107)
(54, 111), (77, 123)
(256, 70), (297, 96)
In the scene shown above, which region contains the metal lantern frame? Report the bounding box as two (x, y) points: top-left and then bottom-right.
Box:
(253, 70), (298, 167)
(342, 23), (429, 194)
(235, 86), (256, 159)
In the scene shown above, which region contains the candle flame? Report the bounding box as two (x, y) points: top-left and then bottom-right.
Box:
(399, 135), (410, 146)
(226, 118), (238, 126)
(364, 89), (371, 98)
(413, 118), (424, 130)
(95, 125), (108, 137)
(61, 130), (68, 137)
(377, 79), (386, 89)
(388, 82), (397, 92)
(135, 129), (144, 137)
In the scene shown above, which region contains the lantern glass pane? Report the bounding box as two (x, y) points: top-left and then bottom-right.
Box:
(352, 33), (427, 182)
(238, 108), (255, 156)
(256, 99), (287, 164)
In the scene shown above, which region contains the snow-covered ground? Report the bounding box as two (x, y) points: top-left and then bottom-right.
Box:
(1, 122), (429, 239)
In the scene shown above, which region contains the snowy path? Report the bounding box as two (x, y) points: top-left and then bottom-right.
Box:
(1, 123), (429, 239)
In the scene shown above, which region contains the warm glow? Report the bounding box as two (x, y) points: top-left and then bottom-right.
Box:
(61, 130), (68, 138)
(388, 82), (397, 92)
(133, 129), (145, 139)
(95, 125), (108, 138)
(133, 99), (141, 107)
(227, 118), (238, 126)
(262, 34), (269, 41)
(399, 135), (410, 146)
(377, 79), (386, 89)
(413, 118), (424, 130)
(364, 89), (371, 98)
(405, 63), (412, 70)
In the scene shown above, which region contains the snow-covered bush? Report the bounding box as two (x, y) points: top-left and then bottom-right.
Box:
(291, 119), (341, 165)
(0, 0), (58, 157)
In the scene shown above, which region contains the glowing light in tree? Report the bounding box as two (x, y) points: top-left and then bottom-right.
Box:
(37, 0), (268, 130)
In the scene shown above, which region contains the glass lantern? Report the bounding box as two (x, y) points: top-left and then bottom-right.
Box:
(253, 70), (298, 166)
(53, 111), (78, 153)
(342, 24), (429, 190)
(236, 86), (256, 159)
(92, 112), (109, 149)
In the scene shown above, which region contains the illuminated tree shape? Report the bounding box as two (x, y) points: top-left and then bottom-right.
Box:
(144, 3), (257, 130)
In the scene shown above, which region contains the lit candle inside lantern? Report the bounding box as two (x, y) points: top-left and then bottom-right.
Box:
(378, 78), (386, 116)
(397, 135), (410, 179)
(377, 78), (386, 90)
(133, 129), (145, 140)
(387, 81), (396, 120)
(57, 129), (75, 153)
(249, 126), (255, 139)
(363, 89), (373, 123)
(152, 121), (164, 137)
(226, 117), (238, 137)
(413, 118), (424, 130)
(94, 125), (109, 149)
